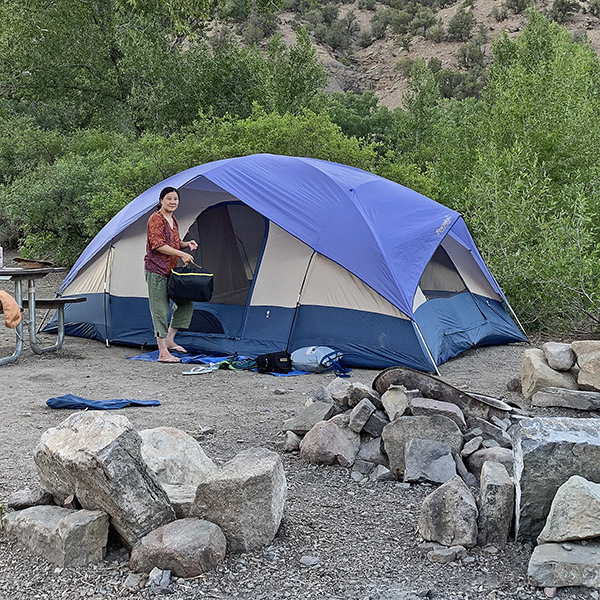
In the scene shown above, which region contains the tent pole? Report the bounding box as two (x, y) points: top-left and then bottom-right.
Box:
(504, 299), (530, 343)
(413, 321), (440, 376)
(285, 252), (316, 352)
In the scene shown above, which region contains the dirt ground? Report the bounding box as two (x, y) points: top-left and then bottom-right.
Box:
(0, 267), (596, 600)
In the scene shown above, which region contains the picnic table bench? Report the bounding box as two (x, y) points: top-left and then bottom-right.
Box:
(0, 267), (86, 365)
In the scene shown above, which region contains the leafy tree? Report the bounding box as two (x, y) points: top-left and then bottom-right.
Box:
(446, 9), (476, 41)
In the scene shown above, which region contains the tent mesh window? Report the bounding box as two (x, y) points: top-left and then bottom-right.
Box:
(419, 246), (466, 300)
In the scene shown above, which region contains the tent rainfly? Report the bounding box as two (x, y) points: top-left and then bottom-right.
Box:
(53, 154), (527, 371)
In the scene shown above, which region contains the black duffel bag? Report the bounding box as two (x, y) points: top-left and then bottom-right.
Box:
(256, 351), (292, 374)
(167, 261), (214, 304)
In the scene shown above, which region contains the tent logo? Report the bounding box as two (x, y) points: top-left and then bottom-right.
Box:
(436, 216), (452, 235)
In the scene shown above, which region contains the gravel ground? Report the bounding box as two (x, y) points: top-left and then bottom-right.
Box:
(0, 265), (597, 600)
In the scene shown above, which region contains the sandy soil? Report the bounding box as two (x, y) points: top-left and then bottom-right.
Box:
(0, 266), (594, 600)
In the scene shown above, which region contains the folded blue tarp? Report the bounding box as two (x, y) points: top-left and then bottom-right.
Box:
(46, 394), (161, 410)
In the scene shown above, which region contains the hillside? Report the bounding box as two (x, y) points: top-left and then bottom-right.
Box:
(237, 0), (600, 109)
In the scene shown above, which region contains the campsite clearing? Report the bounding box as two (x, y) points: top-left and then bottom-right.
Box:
(0, 268), (593, 600)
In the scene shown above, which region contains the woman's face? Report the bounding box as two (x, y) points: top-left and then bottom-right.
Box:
(160, 191), (179, 212)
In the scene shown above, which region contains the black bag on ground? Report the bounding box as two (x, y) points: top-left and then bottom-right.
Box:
(167, 261), (214, 303)
(255, 351), (292, 374)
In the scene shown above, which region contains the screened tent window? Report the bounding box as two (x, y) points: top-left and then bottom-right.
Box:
(185, 203), (267, 305)
(419, 246), (466, 300)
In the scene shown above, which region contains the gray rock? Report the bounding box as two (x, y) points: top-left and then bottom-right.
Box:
(531, 387), (600, 411)
(2, 505), (108, 567)
(506, 376), (522, 393)
(571, 340), (600, 357)
(123, 572), (145, 590)
(454, 453), (478, 488)
(300, 555), (321, 567)
(428, 545), (467, 564)
(313, 385), (334, 404)
(465, 447), (514, 479)
(357, 436), (389, 467)
(464, 428), (483, 442)
(139, 426), (217, 485)
(478, 461), (514, 546)
(34, 412), (175, 548)
(461, 436), (483, 458)
(160, 483), (197, 519)
(382, 415), (463, 477)
(7, 488), (54, 510)
(403, 439), (456, 484)
(348, 398), (376, 433)
(363, 410), (390, 437)
(466, 416), (512, 448)
(490, 416), (511, 431)
(512, 417), (600, 541)
(409, 397), (466, 431)
(521, 349), (577, 399)
(370, 465), (395, 482)
(283, 431), (302, 452)
(347, 382), (382, 409)
(191, 447), (286, 553)
(282, 402), (335, 435)
(418, 475), (478, 548)
(148, 567), (171, 590)
(353, 459), (375, 475)
(326, 378), (352, 410)
(482, 439), (500, 449)
(381, 386), (410, 421)
(538, 475), (600, 544)
(129, 518), (226, 578)
(528, 541), (600, 588)
(299, 419), (361, 468)
(542, 342), (576, 372)
(577, 350), (600, 392)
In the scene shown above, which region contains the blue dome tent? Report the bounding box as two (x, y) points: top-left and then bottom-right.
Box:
(55, 154), (526, 371)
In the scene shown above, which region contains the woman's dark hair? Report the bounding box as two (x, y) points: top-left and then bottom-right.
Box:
(156, 186), (179, 210)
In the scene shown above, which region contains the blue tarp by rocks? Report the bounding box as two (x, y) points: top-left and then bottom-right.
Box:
(46, 394), (160, 410)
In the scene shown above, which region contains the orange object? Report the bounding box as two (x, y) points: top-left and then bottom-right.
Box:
(0, 290), (22, 328)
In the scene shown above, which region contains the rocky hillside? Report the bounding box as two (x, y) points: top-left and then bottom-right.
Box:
(241, 0), (600, 109)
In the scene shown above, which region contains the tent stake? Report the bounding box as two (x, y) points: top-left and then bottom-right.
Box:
(414, 321), (440, 376)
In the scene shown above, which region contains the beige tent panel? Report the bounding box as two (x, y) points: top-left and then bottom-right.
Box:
(300, 253), (410, 319)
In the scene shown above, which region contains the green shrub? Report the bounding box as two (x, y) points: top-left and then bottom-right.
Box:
(446, 9), (476, 41)
(549, 0), (580, 21)
(456, 40), (485, 68)
(426, 22), (445, 42)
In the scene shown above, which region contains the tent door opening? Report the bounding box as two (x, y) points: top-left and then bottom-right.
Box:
(183, 202), (268, 338)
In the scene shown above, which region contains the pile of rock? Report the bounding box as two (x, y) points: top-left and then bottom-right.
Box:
(3, 412), (286, 582)
(522, 341), (600, 407)
(282, 368), (522, 549)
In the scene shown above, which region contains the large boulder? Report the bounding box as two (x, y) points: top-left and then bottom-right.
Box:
(538, 476), (600, 544)
(139, 427), (217, 485)
(129, 518), (226, 578)
(512, 417), (600, 541)
(542, 342), (575, 372)
(521, 348), (577, 399)
(531, 387), (600, 411)
(382, 415), (463, 477)
(573, 341), (600, 392)
(191, 447), (286, 553)
(477, 461), (514, 545)
(380, 386), (410, 421)
(403, 439), (456, 484)
(409, 398), (466, 431)
(2, 505), (108, 567)
(299, 419), (361, 467)
(418, 476), (478, 548)
(528, 542), (600, 589)
(34, 412), (175, 548)
(464, 447), (514, 479)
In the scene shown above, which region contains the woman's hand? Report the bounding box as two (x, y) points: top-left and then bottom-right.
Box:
(187, 240), (198, 251)
(181, 252), (194, 265)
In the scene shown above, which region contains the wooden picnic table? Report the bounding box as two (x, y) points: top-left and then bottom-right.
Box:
(0, 267), (85, 365)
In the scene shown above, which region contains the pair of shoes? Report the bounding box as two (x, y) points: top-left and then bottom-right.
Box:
(167, 344), (188, 353)
(157, 356), (182, 363)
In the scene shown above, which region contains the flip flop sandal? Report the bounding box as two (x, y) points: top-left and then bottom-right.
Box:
(167, 345), (188, 353)
(182, 364), (220, 375)
(157, 356), (182, 363)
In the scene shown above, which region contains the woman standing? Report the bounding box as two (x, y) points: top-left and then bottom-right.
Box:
(144, 186), (198, 363)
